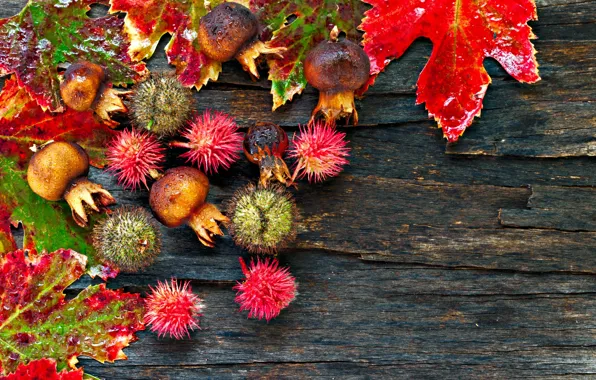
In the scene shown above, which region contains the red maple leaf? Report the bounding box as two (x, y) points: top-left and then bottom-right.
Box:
(0, 359), (83, 380)
(360, 0), (541, 141)
(0, 76), (117, 168)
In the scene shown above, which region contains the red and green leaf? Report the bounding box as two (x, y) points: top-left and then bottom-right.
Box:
(0, 358), (83, 380)
(0, 249), (144, 375)
(360, 0), (540, 141)
(0, 0), (147, 112)
(109, 0), (242, 89)
(252, 0), (365, 110)
(0, 76), (116, 267)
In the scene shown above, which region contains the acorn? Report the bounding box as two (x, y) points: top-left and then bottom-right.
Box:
(92, 207), (162, 273)
(60, 61), (128, 126)
(304, 26), (371, 125)
(198, 2), (285, 79)
(149, 167), (229, 247)
(243, 122), (292, 188)
(27, 141), (116, 227)
(130, 74), (194, 136)
(227, 183), (297, 254)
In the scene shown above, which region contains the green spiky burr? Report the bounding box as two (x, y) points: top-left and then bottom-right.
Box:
(227, 183), (297, 254)
(92, 207), (162, 272)
(130, 74), (194, 136)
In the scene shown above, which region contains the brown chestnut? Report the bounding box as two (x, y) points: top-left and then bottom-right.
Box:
(60, 62), (105, 112)
(198, 2), (284, 79)
(27, 141), (116, 227)
(149, 167), (228, 247)
(304, 27), (371, 125)
(59, 61), (128, 126)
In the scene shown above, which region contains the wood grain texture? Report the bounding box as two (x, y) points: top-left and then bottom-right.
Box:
(2, 0), (596, 378)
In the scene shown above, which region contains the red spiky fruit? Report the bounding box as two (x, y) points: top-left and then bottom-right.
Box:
(144, 279), (203, 339)
(170, 110), (243, 174)
(234, 257), (297, 321)
(288, 121), (350, 183)
(106, 129), (166, 190)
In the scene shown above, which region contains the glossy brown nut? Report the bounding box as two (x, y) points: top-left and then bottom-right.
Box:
(304, 39), (370, 93)
(198, 2), (259, 62)
(149, 167), (210, 228)
(27, 141), (90, 201)
(60, 61), (105, 111)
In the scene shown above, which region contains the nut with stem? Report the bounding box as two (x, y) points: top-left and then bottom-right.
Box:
(198, 2), (285, 79)
(60, 61), (129, 127)
(149, 167), (229, 247)
(27, 141), (116, 227)
(243, 122), (292, 188)
(304, 26), (371, 125)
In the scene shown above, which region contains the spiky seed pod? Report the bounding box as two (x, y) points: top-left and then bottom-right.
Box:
(92, 207), (162, 273)
(288, 122), (350, 183)
(144, 279), (203, 339)
(227, 183), (297, 254)
(234, 257), (297, 321)
(130, 74), (194, 136)
(170, 110), (244, 174)
(106, 129), (166, 191)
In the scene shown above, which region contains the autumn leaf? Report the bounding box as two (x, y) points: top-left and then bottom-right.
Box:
(0, 76), (116, 269)
(0, 76), (116, 167)
(360, 0), (540, 141)
(0, 0), (147, 112)
(0, 358), (83, 380)
(252, 0), (365, 110)
(109, 0), (245, 89)
(0, 249), (144, 375)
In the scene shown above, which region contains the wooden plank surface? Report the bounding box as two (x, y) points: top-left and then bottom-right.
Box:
(2, 0), (596, 378)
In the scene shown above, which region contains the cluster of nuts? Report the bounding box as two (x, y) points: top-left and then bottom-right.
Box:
(25, 3), (370, 329)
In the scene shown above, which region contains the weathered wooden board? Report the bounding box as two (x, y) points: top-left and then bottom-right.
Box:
(79, 251), (596, 379)
(501, 186), (596, 231)
(2, 0), (596, 379)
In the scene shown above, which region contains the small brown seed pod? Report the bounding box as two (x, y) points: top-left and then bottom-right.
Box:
(60, 61), (106, 112)
(149, 167), (229, 248)
(304, 27), (371, 125)
(59, 61), (129, 127)
(243, 122), (292, 188)
(27, 141), (116, 227)
(198, 2), (285, 79)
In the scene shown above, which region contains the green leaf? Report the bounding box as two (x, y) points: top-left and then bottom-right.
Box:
(0, 249), (144, 375)
(0, 76), (116, 270)
(109, 0), (242, 89)
(0, 0), (147, 112)
(251, 0), (366, 109)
